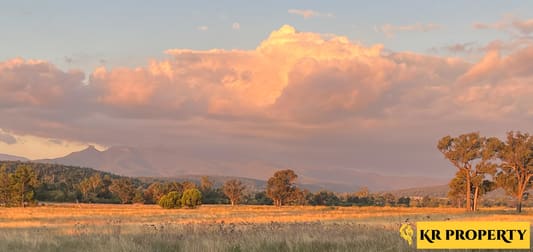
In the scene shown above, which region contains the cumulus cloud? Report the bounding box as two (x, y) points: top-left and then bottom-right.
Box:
(2, 25), (533, 177)
(379, 23), (442, 38)
(288, 9), (334, 19)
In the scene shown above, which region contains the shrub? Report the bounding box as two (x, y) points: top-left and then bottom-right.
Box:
(158, 191), (182, 209)
(181, 188), (202, 208)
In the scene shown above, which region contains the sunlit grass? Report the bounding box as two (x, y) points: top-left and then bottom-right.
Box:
(0, 204), (530, 251)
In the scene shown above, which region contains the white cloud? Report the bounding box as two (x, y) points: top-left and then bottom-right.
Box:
(232, 22), (240, 30)
(197, 25), (208, 31)
(288, 9), (334, 19)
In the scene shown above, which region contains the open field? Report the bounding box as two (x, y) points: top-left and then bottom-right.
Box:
(0, 204), (531, 252)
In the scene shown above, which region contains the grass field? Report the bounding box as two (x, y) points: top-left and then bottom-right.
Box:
(0, 204), (530, 252)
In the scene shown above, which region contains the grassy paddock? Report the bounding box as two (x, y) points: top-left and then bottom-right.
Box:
(0, 204), (530, 251)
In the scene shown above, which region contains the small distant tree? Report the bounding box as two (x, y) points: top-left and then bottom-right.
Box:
(78, 178), (92, 202)
(397, 196), (410, 207)
(382, 193), (396, 206)
(288, 188), (311, 206)
(109, 178), (135, 204)
(311, 191), (340, 206)
(266, 169), (298, 207)
(200, 176), (213, 192)
(223, 179), (246, 206)
(158, 191), (182, 209)
(355, 187), (370, 198)
(166, 182), (183, 193)
(11, 164), (38, 207)
(182, 181), (197, 190)
(144, 182), (165, 204)
(181, 188), (202, 208)
(132, 188), (145, 204)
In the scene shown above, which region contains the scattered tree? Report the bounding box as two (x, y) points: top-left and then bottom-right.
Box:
(266, 169), (298, 207)
(223, 179), (246, 206)
(158, 191), (182, 209)
(181, 188), (202, 208)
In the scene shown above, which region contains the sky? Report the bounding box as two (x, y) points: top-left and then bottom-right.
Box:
(1, 1), (533, 178)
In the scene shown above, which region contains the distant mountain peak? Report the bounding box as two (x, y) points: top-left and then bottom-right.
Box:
(82, 145), (100, 153)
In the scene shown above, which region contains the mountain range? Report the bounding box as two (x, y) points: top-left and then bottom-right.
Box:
(0, 153), (29, 162)
(1, 145), (448, 192)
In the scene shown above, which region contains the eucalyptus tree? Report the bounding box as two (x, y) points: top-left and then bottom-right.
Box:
(437, 133), (497, 211)
(495, 131), (533, 213)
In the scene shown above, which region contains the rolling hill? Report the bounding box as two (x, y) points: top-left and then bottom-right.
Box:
(25, 145), (449, 192)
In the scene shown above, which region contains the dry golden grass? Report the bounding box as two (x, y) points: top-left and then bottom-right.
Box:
(0, 204), (468, 228)
(0, 204), (528, 251)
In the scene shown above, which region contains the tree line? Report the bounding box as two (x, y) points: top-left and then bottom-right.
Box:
(438, 131), (533, 213)
(0, 161), (423, 208)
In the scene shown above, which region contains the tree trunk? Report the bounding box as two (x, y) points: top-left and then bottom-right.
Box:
(21, 182), (25, 208)
(465, 172), (472, 211)
(473, 186), (479, 211)
(231, 199), (235, 206)
(517, 189), (524, 213)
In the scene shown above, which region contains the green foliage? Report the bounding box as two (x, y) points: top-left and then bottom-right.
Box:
(310, 191), (340, 206)
(181, 188), (202, 208)
(158, 191), (182, 209)
(10, 164), (39, 207)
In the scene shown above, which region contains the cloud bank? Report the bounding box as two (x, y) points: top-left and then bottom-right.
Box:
(1, 25), (533, 178)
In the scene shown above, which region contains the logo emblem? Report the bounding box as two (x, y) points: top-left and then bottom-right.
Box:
(400, 222), (414, 246)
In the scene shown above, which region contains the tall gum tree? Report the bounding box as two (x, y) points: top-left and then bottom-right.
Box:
(437, 132), (483, 211)
(495, 131), (533, 213)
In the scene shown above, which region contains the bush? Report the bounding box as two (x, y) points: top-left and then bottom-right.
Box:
(181, 189), (202, 208)
(158, 191), (182, 209)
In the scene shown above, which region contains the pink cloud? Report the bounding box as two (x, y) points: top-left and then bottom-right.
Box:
(3, 25), (533, 180)
(0, 58), (85, 107)
(2, 25), (533, 141)
(474, 16), (533, 35)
